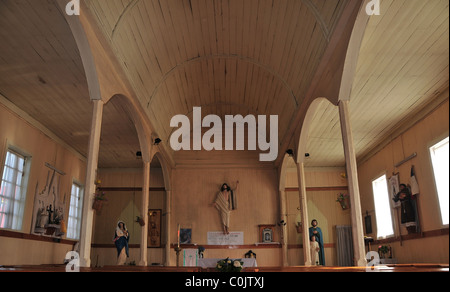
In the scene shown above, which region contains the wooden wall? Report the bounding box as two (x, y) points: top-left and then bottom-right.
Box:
(91, 168), (166, 267)
(284, 167), (350, 266)
(1, 96), (447, 267)
(90, 165), (283, 267)
(170, 166), (280, 267)
(0, 101), (86, 266)
(357, 99), (449, 264)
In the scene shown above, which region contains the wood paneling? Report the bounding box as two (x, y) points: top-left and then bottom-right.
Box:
(357, 100), (449, 264)
(171, 167), (279, 245)
(0, 101), (86, 266)
(284, 167), (350, 266)
(1, 0), (448, 171)
(84, 0), (350, 163)
(303, 0), (449, 167)
(0, 0), (92, 157)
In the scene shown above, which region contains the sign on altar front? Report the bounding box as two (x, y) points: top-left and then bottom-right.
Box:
(207, 232), (244, 245)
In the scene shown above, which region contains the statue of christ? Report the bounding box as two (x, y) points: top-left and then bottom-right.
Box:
(210, 181), (239, 235)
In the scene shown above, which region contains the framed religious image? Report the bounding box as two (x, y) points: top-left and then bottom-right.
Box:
(262, 228), (273, 243)
(148, 209), (161, 248)
(180, 228), (192, 244)
(258, 225), (276, 243)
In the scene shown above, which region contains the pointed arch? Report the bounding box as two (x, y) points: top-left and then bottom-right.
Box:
(338, 0), (371, 102)
(107, 94), (152, 164)
(57, 0), (101, 101)
(150, 151), (172, 192)
(296, 97), (332, 164)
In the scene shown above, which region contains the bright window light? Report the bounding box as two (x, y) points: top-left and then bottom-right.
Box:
(372, 174), (394, 239)
(430, 137), (449, 226)
(0, 150), (28, 230)
(67, 182), (84, 239)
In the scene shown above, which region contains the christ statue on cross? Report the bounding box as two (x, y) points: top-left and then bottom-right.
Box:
(211, 181), (239, 235)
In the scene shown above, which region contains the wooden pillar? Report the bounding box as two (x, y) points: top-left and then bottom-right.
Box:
(79, 99), (104, 267)
(296, 162), (312, 266)
(338, 100), (367, 267)
(279, 190), (288, 266)
(139, 161), (150, 266)
(165, 190), (172, 266)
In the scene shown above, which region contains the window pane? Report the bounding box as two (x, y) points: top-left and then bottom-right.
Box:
(430, 137), (449, 225)
(67, 182), (83, 239)
(372, 175), (394, 239)
(2, 167), (14, 183)
(0, 150), (27, 230)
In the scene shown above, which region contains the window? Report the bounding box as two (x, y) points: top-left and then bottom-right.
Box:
(0, 150), (29, 230)
(430, 137), (449, 226)
(372, 174), (394, 239)
(67, 182), (84, 239)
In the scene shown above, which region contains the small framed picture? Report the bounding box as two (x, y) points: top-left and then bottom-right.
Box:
(258, 224), (276, 243)
(262, 228), (273, 243)
(180, 228), (192, 244)
(148, 209), (161, 248)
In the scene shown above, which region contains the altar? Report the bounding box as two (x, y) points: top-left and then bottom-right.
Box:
(197, 258), (258, 269)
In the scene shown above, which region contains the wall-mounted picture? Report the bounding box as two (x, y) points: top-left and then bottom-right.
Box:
(180, 228), (192, 244)
(148, 209), (161, 248)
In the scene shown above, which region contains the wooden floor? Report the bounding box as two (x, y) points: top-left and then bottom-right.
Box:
(0, 264), (448, 272)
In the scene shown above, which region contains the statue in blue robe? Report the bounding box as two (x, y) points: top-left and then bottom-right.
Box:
(309, 219), (325, 266)
(114, 221), (129, 265)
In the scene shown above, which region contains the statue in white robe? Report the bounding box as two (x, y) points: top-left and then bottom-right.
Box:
(310, 236), (320, 266)
(211, 182), (238, 235)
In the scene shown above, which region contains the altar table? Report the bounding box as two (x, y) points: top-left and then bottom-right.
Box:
(197, 258), (258, 269)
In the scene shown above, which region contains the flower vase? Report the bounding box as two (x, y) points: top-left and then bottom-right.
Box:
(339, 197), (351, 210)
(92, 199), (103, 211)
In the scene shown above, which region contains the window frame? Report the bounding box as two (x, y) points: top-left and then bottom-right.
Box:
(66, 179), (84, 240)
(0, 145), (32, 231)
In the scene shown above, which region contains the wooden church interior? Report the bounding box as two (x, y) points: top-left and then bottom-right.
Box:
(0, 0), (448, 272)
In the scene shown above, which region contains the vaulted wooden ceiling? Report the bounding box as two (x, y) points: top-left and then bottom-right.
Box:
(0, 0), (448, 170)
(302, 0), (449, 167)
(84, 0), (352, 164)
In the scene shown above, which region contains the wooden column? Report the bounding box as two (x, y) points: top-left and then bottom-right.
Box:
(139, 161), (150, 266)
(165, 190), (172, 266)
(338, 100), (367, 267)
(296, 162), (312, 266)
(279, 190), (288, 266)
(79, 99), (104, 267)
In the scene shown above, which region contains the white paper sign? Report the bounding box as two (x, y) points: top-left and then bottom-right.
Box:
(207, 232), (244, 245)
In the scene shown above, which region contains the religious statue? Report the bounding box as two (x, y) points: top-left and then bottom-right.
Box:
(393, 184), (416, 227)
(211, 181), (238, 235)
(46, 204), (54, 225)
(35, 202), (48, 229)
(113, 221), (130, 265)
(309, 219), (325, 266)
(310, 235), (320, 266)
